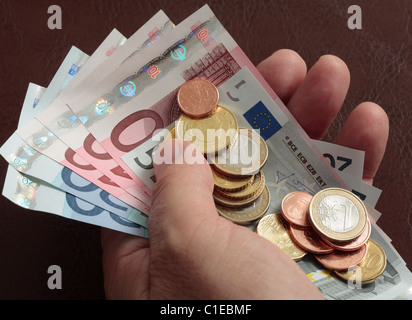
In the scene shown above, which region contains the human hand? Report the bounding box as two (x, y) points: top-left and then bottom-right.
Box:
(101, 50), (389, 299)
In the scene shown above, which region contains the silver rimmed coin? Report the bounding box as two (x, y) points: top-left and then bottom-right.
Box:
(309, 188), (368, 243)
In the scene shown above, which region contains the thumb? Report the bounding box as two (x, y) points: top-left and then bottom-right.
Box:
(147, 139), (323, 299)
(149, 138), (218, 249)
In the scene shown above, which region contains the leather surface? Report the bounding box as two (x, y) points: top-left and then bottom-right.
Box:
(0, 0), (411, 299)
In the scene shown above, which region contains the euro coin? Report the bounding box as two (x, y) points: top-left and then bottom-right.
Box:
(309, 188), (367, 243)
(212, 166), (253, 192)
(177, 78), (219, 118)
(213, 172), (265, 208)
(163, 125), (175, 141)
(175, 105), (238, 154)
(314, 243), (368, 271)
(281, 191), (312, 228)
(214, 171), (263, 200)
(256, 214), (307, 261)
(288, 224), (334, 255)
(216, 185), (270, 225)
(334, 240), (386, 284)
(211, 127), (268, 177)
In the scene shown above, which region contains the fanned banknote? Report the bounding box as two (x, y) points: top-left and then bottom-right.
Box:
(14, 19), (176, 213)
(33, 11), (174, 212)
(2, 26), (153, 226)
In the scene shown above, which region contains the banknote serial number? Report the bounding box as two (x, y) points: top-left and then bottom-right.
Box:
(160, 304), (252, 317)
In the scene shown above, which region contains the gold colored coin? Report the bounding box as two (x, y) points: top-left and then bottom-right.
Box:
(309, 188), (367, 243)
(211, 127), (268, 177)
(334, 240), (387, 284)
(163, 125), (175, 141)
(212, 166), (253, 192)
(175, 105), (238, 154)
(214, 171), (263, 200)
(256, 214), (307, 261)
(216, 185), (270, 225)
(213, 172), (265, 208)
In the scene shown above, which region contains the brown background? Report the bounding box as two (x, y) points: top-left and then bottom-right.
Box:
(0, 0), (411, 299)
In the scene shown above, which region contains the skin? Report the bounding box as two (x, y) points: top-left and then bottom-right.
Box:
(101, 49), (389, 300)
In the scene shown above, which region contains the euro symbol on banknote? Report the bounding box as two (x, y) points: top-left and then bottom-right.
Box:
(120, 81), (137, 97)
(171, 45), (187, 61)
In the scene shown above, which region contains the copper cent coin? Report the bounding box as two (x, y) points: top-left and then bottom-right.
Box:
(323, 218), (371, 252)
(177, 78), (219, 118)
(314, 244), (368, 271)
(288, 225), (334, 255)
(281, 191), (312, 227)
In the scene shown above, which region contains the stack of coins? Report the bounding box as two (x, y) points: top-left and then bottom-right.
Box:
(212, 165), (270, 225)
(256, 188), (387, 284)
(211, 127), (270, 225)
(175, 78), (270, 225)
(175, 78), (238, 154)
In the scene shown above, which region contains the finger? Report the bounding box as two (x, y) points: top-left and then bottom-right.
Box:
(256, 49), (307, 104)
(336, 102), (389, 185)
(150, 139), (217, 250)
(286, 55), (351, 140)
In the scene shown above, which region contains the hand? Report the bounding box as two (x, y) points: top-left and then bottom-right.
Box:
(101, 50), (389, 299)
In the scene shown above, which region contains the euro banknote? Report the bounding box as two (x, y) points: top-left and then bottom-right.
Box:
(312, 140), (365, 181)
(312, 140), (382, 209)
(2, 166), (147, 237)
